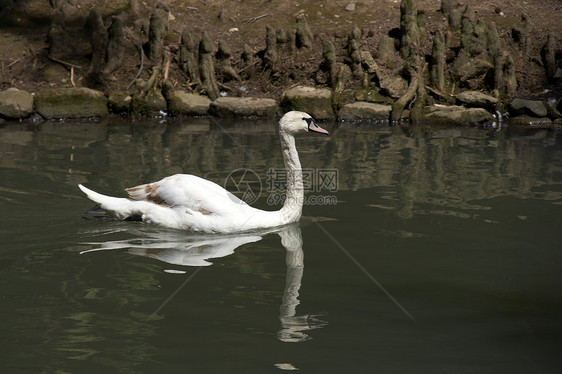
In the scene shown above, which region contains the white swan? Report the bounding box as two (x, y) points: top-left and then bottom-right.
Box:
(78, 111), (329, 233)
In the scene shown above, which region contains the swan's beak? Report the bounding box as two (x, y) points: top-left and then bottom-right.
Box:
(308, 122), (329, 135)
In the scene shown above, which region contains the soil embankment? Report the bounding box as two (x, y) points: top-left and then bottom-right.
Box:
(0, 0), (560, 125)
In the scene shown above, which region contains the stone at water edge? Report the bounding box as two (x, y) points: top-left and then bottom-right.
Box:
(210, 97), (278, 118)
(131, 91), (167, 116)
(0, 88), (34, 119)
(280, 86), (334, 121)
(509, 115), (552, 128)
(165, 90), (211, 116)
(338, 102), (391, 121)
(509, 98), (548, 118)
(108, 92), (132, 114)
(423, 105), (494, 124)
(456, 91), (498, 110)
(35, 87), (108, 119)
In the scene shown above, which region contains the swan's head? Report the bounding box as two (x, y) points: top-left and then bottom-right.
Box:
(279, 111), (329, 136)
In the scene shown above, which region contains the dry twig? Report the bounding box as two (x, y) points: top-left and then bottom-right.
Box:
(48, 56), (81, 69)
(7, 59), (21, 68)
(70, 67), (76, 87)
(218, 82), (232, 91)
(245, 13), (270, 23)
(125, 29), (145, 91)
(237, 60), (260, 74)
(425, 85), (453, 99)
(163, 50), (171, 83)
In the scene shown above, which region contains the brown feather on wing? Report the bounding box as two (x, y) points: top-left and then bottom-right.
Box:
(126, 183), (169, 206)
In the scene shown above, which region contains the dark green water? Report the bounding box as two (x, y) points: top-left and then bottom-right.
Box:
(1, 118), (561, 373)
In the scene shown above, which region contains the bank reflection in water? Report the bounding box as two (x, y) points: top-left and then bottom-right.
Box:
(80, 224), (327, 342)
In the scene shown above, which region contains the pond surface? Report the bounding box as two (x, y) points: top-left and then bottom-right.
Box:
(1, 118), (561, 373)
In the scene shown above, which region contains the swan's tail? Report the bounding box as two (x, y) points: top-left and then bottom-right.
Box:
(78, 184), (139, 220)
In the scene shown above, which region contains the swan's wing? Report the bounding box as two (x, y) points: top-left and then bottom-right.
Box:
(126, 174), (248, 215)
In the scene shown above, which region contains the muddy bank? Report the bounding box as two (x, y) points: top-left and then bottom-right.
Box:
(0, 0), (561, 127)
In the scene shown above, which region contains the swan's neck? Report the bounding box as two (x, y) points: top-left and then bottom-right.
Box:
(278, 130), (303, 223)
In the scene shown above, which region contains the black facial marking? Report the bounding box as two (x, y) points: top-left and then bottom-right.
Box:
(303, 117), (315, 129)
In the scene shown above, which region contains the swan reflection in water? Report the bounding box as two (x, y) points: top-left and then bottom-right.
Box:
(80, 224), (326, 342)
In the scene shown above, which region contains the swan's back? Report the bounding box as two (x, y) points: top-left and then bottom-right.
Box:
(126, 174), (247, 216)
